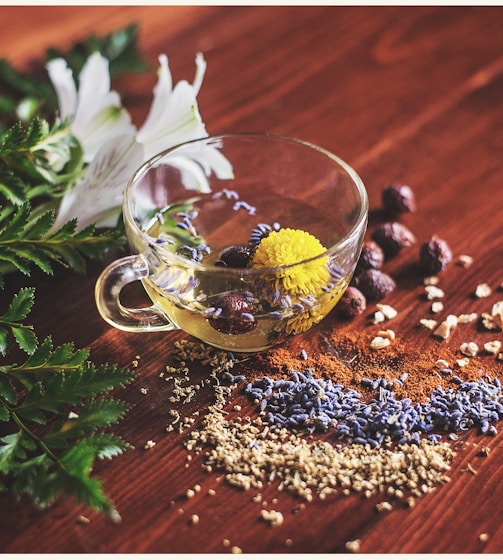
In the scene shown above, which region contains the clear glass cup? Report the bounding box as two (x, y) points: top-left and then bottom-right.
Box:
(95, 133), (368, 352)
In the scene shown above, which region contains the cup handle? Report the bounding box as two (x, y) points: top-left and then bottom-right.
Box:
(95, 254), (178, 332)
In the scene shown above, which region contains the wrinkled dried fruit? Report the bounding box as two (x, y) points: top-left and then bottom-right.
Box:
(355, 241), (384, 274)
(419, 236), (452, 274)
(337, 287), (367, 319)
(355, 269), (396, 301)
(215, 245), (253, 268)
(371, 222), (417, 258)
(208, 293), (257, 334)
(382, 183), (416, 214)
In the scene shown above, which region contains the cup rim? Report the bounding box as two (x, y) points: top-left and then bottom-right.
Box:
(123, 132), (369, 273)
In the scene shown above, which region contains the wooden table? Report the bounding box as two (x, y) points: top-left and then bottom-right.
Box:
(1, 5), (503, 554)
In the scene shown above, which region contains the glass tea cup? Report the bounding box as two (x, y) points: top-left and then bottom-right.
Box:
(95, 133), (368, 352)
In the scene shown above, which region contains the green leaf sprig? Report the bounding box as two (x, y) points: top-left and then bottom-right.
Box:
(0, 23), (148, 518)
(0, 299), (135, 519)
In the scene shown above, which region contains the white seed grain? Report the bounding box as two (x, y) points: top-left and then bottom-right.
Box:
(345, 540), (361, 553)
(460, 341), (479, 357)
(420, 319), (438, 330)
(475, 283), (492, 298)
(425, 285), (445, 300)
(376, 303), (398, 320)
(483, 341), (501, 355)
(370, 336), (391, 350)
(457, 255), (473, 268)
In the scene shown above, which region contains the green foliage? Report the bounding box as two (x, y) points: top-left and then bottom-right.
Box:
(0, 287), (36, 355)
(0, 203), (125, 278)
(0, 24), (148, 131)
(0, 309), (135, 518)
(0, 23), (147, 518)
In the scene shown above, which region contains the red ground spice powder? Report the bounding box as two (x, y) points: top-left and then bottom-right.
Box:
(246, 329), (500, 405)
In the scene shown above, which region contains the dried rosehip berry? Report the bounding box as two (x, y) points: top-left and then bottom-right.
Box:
(355, 269), (396, 301)
(371, 222), (417, 258)
(337, 287), (367, 319)
(215, 245), (253, 268)
(355, 240), (385, 274)
(419, 236), (452, 274)
(208, 293), (257, 334)
(382, 183), (416, 214)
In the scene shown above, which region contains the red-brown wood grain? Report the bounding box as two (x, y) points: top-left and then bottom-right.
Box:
(1, 5), (503, 554)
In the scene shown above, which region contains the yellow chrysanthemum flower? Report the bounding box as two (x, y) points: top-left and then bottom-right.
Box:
(251, 228), (330, 294)
(251, 228), (334, 334)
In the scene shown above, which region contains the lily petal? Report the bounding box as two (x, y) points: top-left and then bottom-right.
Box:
(71, 53), (136, 162)
(53, 133), (144, 230)
(46, 58), (77, 120)
(137, 54), (208, 161)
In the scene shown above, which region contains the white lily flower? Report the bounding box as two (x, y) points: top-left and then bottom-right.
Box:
(47, 52), (136, 163)
(137, 53), (233, 191)
(49, 51), (233, 230)
(136, 53), (208, 160)
(53, 133), (144, 230)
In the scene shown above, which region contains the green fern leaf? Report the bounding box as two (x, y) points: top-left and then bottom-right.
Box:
(0, 373), (17, 405)
(0, 286), (35, 321)
(0, 288), (36, 355)
(45, 399), (131, 446)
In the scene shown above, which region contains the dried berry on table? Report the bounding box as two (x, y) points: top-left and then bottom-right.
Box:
(419, 236), (452, 274)
(337, 287), (367, 319)
(355, 240), (385, 273)
(208, 293), (257, 334)
(354, 268), (396, 300)
(382, 183), (416, 214)
(371, 222), (417, 258)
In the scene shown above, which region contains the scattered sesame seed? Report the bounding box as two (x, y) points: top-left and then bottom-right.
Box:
(463, 463), (477, 475)
(285, 538), (293, 547)
(460, 342), (479, 357)
(431, 301), (444, 314)
(375, 303), (398, 320)
(186, 489), (195, 499)
(457, 313), (478, 324)
(377, 329), (395, 341)
(260, 509), (284, 527)
(433, 315), (458, 339)
(425, 285), (445, 300)
(190, 514), (200, 525)
(77, 515), (90, 525)
(484, 341), (502, 355)
(420, 318), (438, 330)
(345, 540), (361, 553)
(376, 501), (393, 512)
(424, 276), (440, 286)
(144, 440), (156, 450)
(370, 336), (391, 350)
(456, 357), (470, 368)
(475, 283), (492, 298)
(457, 255), (473, 268)
(479, 533), (490, 543)
(140, 387), (148, 394)
(481, 301), (503, 331)
(231, 545), (243, 554)
(222, 539), (231, 547)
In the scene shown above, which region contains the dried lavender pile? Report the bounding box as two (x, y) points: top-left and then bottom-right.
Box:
(246, 368), (503, 444)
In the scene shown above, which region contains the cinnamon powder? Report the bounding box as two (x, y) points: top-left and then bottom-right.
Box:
(248, 329), (500, 405)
